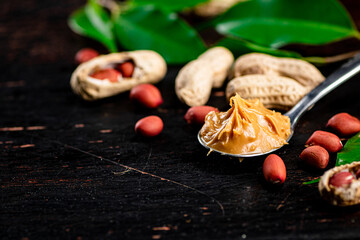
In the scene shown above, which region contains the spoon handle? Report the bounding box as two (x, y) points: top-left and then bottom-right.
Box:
(285, 54), (360, 129)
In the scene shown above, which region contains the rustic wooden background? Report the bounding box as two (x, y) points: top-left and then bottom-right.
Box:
(1, 0), (360, 239)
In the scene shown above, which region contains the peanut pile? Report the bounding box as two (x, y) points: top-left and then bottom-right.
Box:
(71, 47), (360, 206)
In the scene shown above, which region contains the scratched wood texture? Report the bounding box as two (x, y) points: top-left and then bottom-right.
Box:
(2, 1), (360, 239)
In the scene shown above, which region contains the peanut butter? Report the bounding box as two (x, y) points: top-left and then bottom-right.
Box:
(200, 94), (291, 155)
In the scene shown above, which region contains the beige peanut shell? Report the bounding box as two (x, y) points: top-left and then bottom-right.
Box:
(175, 47), (234, 107)
(175, 60), (214, 107)
(233, 53), (325, 87)
(197, 47), (234, 88)
(226, 74), (307, 110)
(319, 162), (360, 206)
(193, 0), (244, 17)
(70, 50), (166, 101)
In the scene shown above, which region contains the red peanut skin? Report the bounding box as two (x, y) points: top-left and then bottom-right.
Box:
(356, 169), (360, 179)
(326, 113), (360, 136)
(117, 61), (134, 78)
(263, 154), (286, 184)
(329, 172), (354, 187)
(305, 130), (343, 153)
(184, 106), (219, 125)
(135, 116), (163, 137)
(299, 146), (329, 169)
(89, 68), (121, 83)
(75, 48), (99, 64)
(130, 84), (163, 108)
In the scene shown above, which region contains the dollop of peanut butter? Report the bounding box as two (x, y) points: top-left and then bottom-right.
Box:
(200, 94), (291, 155)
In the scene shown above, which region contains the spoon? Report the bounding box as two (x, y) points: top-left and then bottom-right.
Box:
(198, 53), (360, 158)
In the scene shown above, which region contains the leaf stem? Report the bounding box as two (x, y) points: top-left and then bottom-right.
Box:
(302, 178), (320, 185)
(97, 0), (121, 17)
(303, 50), (360, 65)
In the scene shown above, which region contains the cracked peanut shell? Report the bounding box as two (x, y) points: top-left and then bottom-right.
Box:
(70, 50), (166, 101)
(319, 162), (360, 206)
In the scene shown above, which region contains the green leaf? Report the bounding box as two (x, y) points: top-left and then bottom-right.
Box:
(336, 132), (360, 166)
(114, 5), (207, 64)
(129, 0), (209, 12)
(68, 0), (117, 52)
(212, 0), (360, 48)
(216, 35), (303, 58)
(303, 178), (320, 185)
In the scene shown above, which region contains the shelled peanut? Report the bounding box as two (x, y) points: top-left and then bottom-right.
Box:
(263, 154), (286, 184)
(135, 116), (163, 137)
(226, 53), (325, 110)
(184, 106), (219, 125)
(130, 84), (163, 109)
(300, 146), (329, 170)
(305, 131), (343, 153)
(299, 113), (360, 171)
(75, 48), (99, 64)
(327, 113), (360, 136)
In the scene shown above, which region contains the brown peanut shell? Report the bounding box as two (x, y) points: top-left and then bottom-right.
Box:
(226, 74), (307, 110)
(233, 53), (325, 87)
(175, 60), (214, 107)
(319, 162), (360, 206)
(175, 47), (234, 107)
(70, 50), (166, 101)
(197, 47), (234, 88)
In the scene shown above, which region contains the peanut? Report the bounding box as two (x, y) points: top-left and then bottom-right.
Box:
(299, 146), (329, 169)
(319, 162), (360, 206)
(356, 169), (360, 179)
(184, 106), (219, 125)
(263, 154), (286, 184)
(197, 47), (234, 88)
(329, 172), (354, 188)
(75, 48), (99, 64)
(233, 53), (325, 88)
(175, 47), (234, 107)
(117, 61), (134, 78)
(193, 0), (243, 17)
(305, 130), (343, 153)
(135, 116), (163, 137)
(226, 74), (307, 110)
(130, 84), (163, 108)
(89, 68), (121, 83)
(326, 113), (360, 136)
(70, 50), (166, 101)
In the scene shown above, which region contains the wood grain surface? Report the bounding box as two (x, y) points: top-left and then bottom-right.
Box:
(1, 1), (360, 239)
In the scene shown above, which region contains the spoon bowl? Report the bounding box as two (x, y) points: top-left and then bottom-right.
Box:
(197, 130), (294, 158)
(198, 54), (360, 158)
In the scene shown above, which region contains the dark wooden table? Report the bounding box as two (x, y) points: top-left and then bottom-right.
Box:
(2, 1), (360, 239)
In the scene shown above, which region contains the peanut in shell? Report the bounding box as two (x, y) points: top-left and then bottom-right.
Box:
(233, 53), (325, 88)
(175, 47), (234, 107)
(70, 50), (166, 101)
(226, 74), (307, 110)
(319, 162), (360, 206)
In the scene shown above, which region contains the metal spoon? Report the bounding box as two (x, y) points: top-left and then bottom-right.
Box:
(198, 54), (360, 158)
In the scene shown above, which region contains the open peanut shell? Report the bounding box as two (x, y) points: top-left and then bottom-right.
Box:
(70, 50), (166, 101)
(319, 161), (360, 206)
